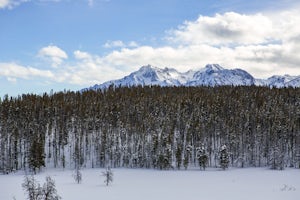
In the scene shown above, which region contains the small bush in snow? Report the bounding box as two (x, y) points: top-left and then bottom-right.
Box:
(102, 167), (113, 186)
(22, 175), (61, 200)
(73, 168), (82, 184)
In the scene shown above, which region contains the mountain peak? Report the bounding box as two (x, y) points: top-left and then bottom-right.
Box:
(189, 64), (255, 86)
(138, 65), (177, 73)
(204, 64), (224, 71)
(134, 65), (159, 82)
(139, 64), (157, 71)
(83, 64), (300, 91)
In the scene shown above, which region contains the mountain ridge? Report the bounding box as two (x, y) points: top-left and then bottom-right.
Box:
(84, 64), (300, 91)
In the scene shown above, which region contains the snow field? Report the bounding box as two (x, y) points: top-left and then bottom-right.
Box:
(1, 168), (299, 200)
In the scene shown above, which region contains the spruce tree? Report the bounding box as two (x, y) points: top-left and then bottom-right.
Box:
(175, 146), (182, 170)
(28, 140), (45, 174)
(184, 145), (192, 170)
(219, 145), (229, 170)
(270, 145), (285, 170)
(197, 146), (208, 170)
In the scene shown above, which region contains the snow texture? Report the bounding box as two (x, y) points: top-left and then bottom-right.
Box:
(1, 168), (299, 200)
(84, 64), (300, 91)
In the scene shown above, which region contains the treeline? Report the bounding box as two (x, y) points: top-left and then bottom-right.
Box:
(0, 86), (300, 173)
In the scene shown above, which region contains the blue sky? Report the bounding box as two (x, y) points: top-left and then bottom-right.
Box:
(1, 0), (300, 97)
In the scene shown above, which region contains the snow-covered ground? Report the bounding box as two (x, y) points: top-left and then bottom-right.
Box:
(1, 168), (299, 200)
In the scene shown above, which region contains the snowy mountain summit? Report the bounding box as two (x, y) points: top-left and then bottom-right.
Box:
(85, 64), (300, 90)
(187, 64), (255, 86)
(88, 65), (191, 90)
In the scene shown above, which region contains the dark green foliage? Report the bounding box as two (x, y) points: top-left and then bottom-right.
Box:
(184, 145), (192, 170)
(157, 142), (172, 170)
(0, 86), (300, 172)
(28, 140), (45, 174)
(157, 153), (171, 170)
(175, 146), (182, 170)
(197, 146), (208, 170)
(220, 145), (229, 170)
(270, 146), (285, 170)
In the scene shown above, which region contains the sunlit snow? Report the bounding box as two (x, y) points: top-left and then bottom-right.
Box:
(1, 168), (299, 200)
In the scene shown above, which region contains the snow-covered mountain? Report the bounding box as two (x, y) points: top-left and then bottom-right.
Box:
(89, 65), (191, 89)
(264, 75), (300, 88)
(84, 64), (300, 90)
(186, 64), (255, 86)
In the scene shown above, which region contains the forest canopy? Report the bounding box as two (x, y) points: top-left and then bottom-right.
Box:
(0, 85), (299, 173)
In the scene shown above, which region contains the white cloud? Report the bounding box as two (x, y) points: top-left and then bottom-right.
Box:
(100, 45), (228, 73)
(168, 12), (276, 46)
(7, 77), (17, 83)
(91, 9), (298, 79)
(0, 0), (10, 8)
(54, 52), (125, 85)
(53, 6), (300, 85)
(128, 41), (139, 47)
(0, 0), (66, 9)
(4, 8), (300, 89)
(103, 40), (125, 48)
(0, 0), (29, 9)
(38, 45), (68, 67)
(0, 62), (54, 80)
(74, 50), (92, 60)
(103, 40), (139, 49)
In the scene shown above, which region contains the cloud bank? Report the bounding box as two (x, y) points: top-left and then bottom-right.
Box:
(1, 8), (300, 87)
(73, 9), (300, 83)
(168, 12), (275, 46)
(0, 62), (54, 82)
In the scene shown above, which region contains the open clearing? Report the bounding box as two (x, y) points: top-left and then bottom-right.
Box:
(1, 168), (299, 200)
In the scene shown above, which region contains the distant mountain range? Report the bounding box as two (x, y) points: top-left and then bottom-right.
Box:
(84, 64), (300, 91)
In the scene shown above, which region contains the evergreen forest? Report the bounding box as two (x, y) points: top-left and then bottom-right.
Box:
(0, 86), (300, 174)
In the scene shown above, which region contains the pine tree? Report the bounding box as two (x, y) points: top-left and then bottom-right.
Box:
(1, 86), (300, 172)
(183, 145), (192, 170)
(197, 146), (208, 170)
(269, 145), (285, 170)
(28, 140), (45, 174)
(219, 145), (229, 170)
(175, 146), (182, 170)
